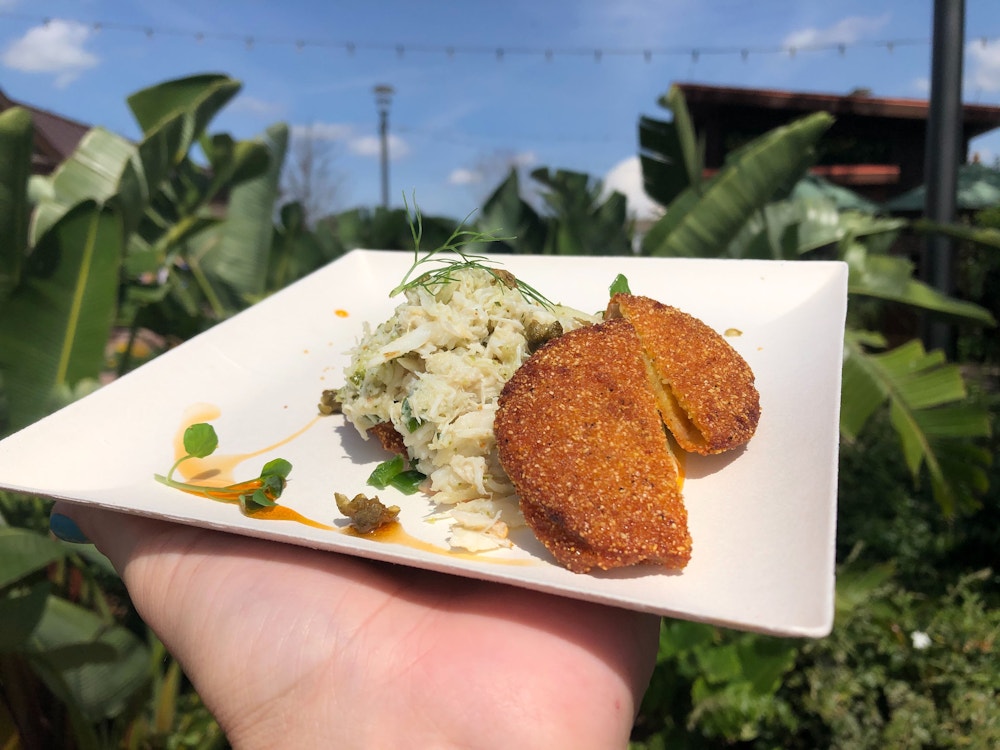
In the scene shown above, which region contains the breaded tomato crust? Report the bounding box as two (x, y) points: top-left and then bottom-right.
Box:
(607, 294), (760, 455)
(495, 318), (691, 573)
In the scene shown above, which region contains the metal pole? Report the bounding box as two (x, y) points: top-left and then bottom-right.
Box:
(374, 84), (394, 209)
(923, 0), (965, 354)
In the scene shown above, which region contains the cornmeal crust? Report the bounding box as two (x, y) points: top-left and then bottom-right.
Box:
(607, 294), (760, 455)
(495, 318), (691, 573)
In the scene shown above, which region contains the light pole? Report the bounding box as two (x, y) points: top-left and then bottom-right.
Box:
(374, 84), (395, 209)
(923, 0), (964, 356)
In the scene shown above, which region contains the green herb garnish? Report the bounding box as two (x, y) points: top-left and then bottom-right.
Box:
(390, 194), (554, 309)
(609, 274), (632, 296)
(154, 423), (292, 514)
(401, 398), (422, 432)
(367, 454), (426, 495)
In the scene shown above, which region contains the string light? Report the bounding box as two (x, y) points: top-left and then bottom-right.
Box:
(0, 10), (997, 64)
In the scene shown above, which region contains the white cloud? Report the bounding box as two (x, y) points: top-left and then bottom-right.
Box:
(448, 168), (483, 186)
(231, 95), (285, 119)
(602, 156), (663, 221)
(509, 151), (538, 168)
(291, 122), (353, 141)
(2, 19), (98, 87)
(968, 42), (1000, 93)
(783, 14), (890, 50)
(348, 133), (410, 160)
(912, 77), (931, 95)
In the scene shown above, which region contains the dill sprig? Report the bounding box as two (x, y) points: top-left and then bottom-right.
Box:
(390, 194), (554, 309)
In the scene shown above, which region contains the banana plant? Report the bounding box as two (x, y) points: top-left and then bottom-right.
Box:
(640, 85), (835, 258)
(0, 202), (123, 431)
(0, 74), (286, 747)
(180, 122), (290, 313)
(638, 86), (995, 515)
(0, 108), (32, 299)
(0, 522), (153, 749)
(479, 167), (634, 255)
(0, 75), (283, 418)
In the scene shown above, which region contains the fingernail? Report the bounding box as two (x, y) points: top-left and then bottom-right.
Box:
(50, 513), (90, 544)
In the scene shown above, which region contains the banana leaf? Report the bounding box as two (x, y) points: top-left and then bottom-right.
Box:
(193, 122), (289, 308)
(638, 84), (703, 206)
(29, 128), (134, 245)
(0, 202), (123, 431)
(844, 243), (996, 325)
(28, 72), (247, 246)
(115, 74), (242, 237)
(127, 73), (240, 138)
(200, 132), (273, 204)
(731, 200), (908, 260)
(479, 168), (548, 254)
(28, 595), (149, 722)
(0, 107), (33, 298)
(841, 334), (992, 515)
(529, 167), (633, 255)
(911, 218), (1000, 250)
(643, 111), (834, 257)
(0, 528), (68, 589)
(0, 581), (51, 652)
(269, 201), (315, 290)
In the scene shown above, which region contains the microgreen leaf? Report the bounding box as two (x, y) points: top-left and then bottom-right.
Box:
(609, 274), (632, 296)
(240, 488), (277, 514)
(261, 458), (292, 480)
(154, 423), (292, 518)
(183, 423), (219, 458)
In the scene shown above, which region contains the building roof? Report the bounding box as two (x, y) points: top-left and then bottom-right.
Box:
(675, 83), (1000, 139)
(0, 88), (91, 174)
(672, 82), (1000, 203)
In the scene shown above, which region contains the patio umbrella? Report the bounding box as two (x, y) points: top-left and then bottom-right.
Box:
(790, 174), (881, 213)
(883, 162), (1000, 213)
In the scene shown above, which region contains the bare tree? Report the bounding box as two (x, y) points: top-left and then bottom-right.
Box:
(281, 124), (347, 226)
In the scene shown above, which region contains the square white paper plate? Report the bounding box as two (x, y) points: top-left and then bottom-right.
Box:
(0, 250), (847, 637)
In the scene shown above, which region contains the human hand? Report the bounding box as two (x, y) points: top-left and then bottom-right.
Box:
(51, 504), (660, 749)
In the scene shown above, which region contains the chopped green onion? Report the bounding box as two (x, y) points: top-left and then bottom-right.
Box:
(367, 455), (406, 489)
(389, 469), (426, 495)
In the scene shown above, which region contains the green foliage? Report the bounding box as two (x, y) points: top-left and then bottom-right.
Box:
(631, 621), (799, 746)
(841, 334), (992, 515)
(0, 107), (32, 297)
(479, 167), (635, 254)
(638, 85), (703, 208)
(2, 72), (999, 749)
(640, 84), (834, 258)
(781, 568), (999, 749)
(0, 491), (227, 748)
(0, 202), (123, 430)
(0, 72), (296, 748)
(633, 407), (1000, 749)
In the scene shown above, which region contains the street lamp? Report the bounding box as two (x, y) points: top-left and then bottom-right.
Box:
(374, 84), (395, 209)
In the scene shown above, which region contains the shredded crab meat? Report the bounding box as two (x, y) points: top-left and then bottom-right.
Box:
(337, 267), (595, 547)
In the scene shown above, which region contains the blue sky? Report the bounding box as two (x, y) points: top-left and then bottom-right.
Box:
(2, 0), (999, 220)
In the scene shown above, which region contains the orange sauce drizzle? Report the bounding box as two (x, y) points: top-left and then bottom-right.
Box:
(345, 522), (535, 565)
(170, 404), (535, 565)
(334, 309), (350, 318)
(171, 404), (332, 530)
